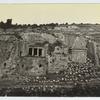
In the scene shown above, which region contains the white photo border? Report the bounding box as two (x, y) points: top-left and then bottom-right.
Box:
(0, 0), (100, 3)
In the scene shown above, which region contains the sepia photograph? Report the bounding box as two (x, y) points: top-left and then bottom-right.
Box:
(0, 3), (100, 97)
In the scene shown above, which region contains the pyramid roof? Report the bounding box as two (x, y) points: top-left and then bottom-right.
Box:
(72, 36), (86, 49)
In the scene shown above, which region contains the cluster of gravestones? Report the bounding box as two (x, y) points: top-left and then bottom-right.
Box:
(64, 58), (97, 85)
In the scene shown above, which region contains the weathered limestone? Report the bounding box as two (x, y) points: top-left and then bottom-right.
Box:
(0, 31), (97, 77)
(47, 45), (68, 73)
(18, 57), (47, 76)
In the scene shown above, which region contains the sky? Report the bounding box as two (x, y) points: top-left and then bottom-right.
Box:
(0, 4), (100, 24)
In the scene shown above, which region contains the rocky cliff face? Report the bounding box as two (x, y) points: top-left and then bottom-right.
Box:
(0, 31), (96, 77)
(0, 36), (20, 77)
